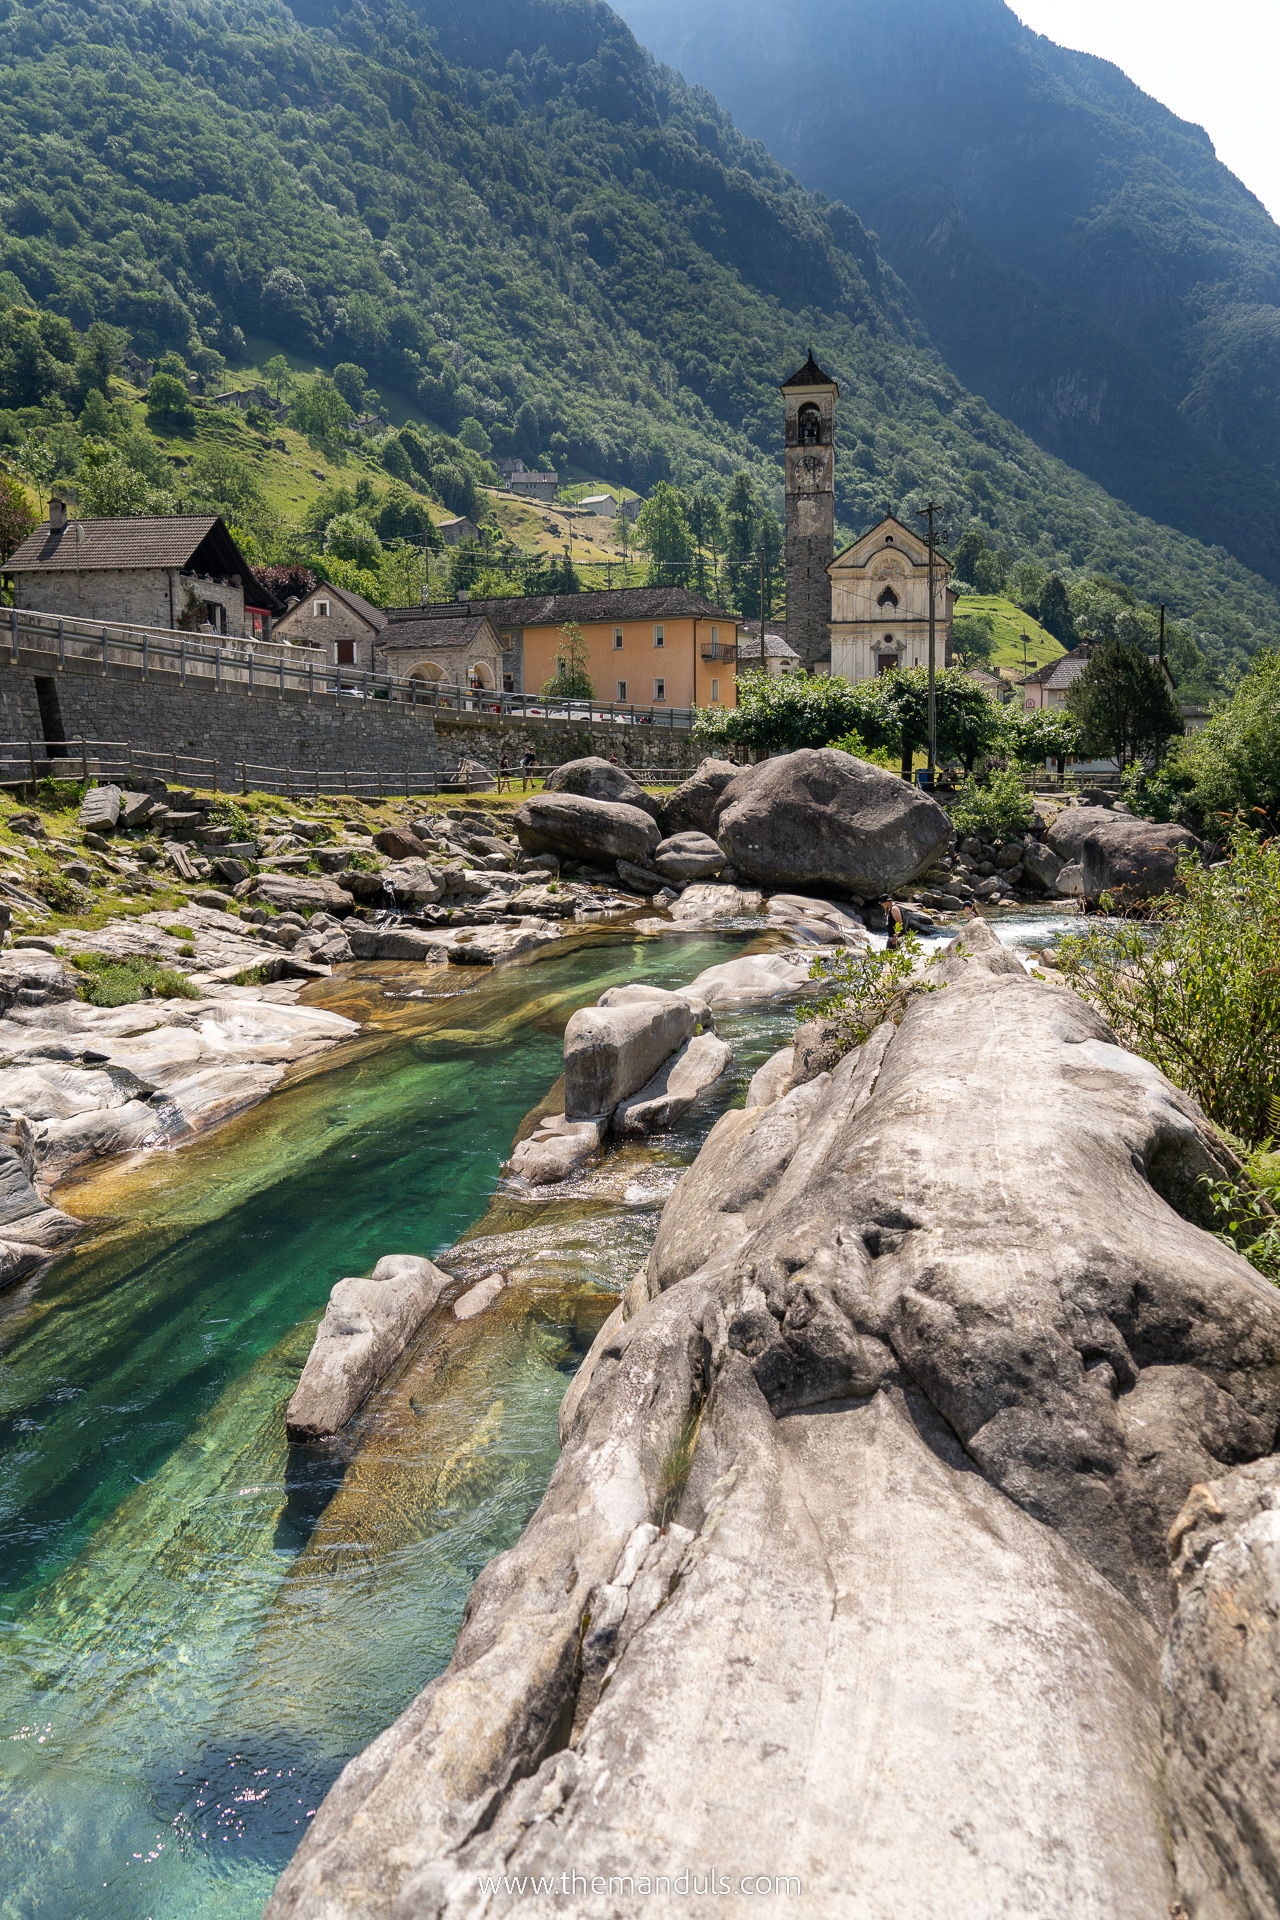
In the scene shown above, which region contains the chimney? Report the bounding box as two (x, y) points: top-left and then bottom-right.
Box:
(49, 497), (67, 532)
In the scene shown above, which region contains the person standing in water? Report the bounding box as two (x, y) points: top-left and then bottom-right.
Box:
(881, 893), (904, 950)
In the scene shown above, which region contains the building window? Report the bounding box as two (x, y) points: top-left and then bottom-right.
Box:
(876, 586), (899, 610)
(613, 627), (624, 649)
(503, 673), (514, 693)
(710, 677), (720, 702)
(884, 536), (894, 546)
(654, 676), (666, 701)
(616, 680), (627, 701)
(314, 599), (330, 617)
(653, 625), (664, 648)
(335, 638), (356, 666)
(877, 654), (897, 675)
(798, 403), (821, 445)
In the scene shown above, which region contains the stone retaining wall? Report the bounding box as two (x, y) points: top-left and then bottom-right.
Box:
(0, 653), (704, 786)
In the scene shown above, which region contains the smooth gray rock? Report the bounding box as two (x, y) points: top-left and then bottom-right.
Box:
(453, 1272), (505, 1320)
(715, 748), (951, 896)
(658, 756), (739, 836)
(245, 874), (356, 917)
(78, 784), (121, 831)
(684, 948), (819, 1009)
(1081, 818), (1201, 903)
(1019, 838), (1065, 894)
(653, 831), (725, 883)
(666, 881), (762, 923)
(292, 923), (353, 966)
(513, 794), (660, 869)
(381, 858), (442, 906)
(543, 755), (660, 817)
(267, 920), (1280, 1920)
(1163, 1456), (1280, 1920)
(0, 951), (75, 1013)
(285, 1255), (451, 1441)
(508, 1115), (604, 1185)
(563, 997), (695, 1118)
(1043, 804), (1120, 862)
(611, 1031), (733, 1134)
(614, 858), (667, 894)
(597, 982), (714, 1029)
(745, 1044), (795, 1108)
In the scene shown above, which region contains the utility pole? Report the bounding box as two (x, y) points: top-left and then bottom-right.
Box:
(421, 527), (430, 605)
(1021, 630), (1030, 680)
(1158, 603), (1167, 672)
(921, 501), (940, 785)
(758, 541), (768, 657)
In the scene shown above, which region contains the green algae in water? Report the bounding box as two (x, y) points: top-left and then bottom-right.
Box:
(0, 930), (780, 1920)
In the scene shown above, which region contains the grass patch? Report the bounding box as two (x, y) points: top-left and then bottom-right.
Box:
(952, 594), (1064, 672)
(164, 924), (195, 939)
(71, 952), (201, 1006)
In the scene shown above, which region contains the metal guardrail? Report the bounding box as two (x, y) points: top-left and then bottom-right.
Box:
(1, 606), (699, 731)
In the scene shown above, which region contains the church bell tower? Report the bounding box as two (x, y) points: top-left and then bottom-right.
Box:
(781, 351), (838, 669)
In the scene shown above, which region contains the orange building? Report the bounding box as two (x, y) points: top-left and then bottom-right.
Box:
(380, 587), (737, 710)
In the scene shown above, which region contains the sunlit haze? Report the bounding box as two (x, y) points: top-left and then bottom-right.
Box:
(1012, 0), (1280, 221)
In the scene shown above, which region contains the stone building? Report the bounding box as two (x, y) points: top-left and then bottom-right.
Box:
(274, 582), (387, 674)
(781, 352), (838, 670)
(377, 607), (507, 692)
(735, 625), (800, 676)
(401, 586), (736, 706)
(828, 514), (955, 682)
(3, 503), (279, 638)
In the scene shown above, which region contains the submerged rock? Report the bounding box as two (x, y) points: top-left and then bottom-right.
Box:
(286, 1254), (453, 1442)
(268, 921), (1280, 1920)
(715, 748), (951, 896)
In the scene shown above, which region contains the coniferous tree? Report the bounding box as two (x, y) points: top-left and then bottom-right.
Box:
(1067, 639), (1182, 770)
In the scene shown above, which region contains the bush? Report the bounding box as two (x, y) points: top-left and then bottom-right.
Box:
(1181, 649), (1280, 827)
(145, 371), (194, 435)
(325, 511), (382, 567)
(1055, 830), (1280, 1147)
(809, 933), (936, 1053)
(71, 952), (201, 1006)
(948, 767), (1034, 841)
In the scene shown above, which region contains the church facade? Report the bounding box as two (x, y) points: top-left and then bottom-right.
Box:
(828, 515), (955, 683)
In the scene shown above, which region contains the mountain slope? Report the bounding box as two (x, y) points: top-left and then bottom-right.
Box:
(0, 0), (1278, 669)
(615, 0), (1280, 589)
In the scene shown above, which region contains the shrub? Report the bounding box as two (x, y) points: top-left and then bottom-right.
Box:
(948, 767), (1034, 841)
(1180, 649), (1280, 828)
(1055, 830), (1280, 1146)
(809, 931), (936, 1053)
(71, 952), (201, 1006)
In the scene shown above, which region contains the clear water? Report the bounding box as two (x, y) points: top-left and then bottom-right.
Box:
(0, 929), (788, 1920)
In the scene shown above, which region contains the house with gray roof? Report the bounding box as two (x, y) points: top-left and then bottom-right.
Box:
(274, 581), (387, 674)
(2, 501), (280, 638)
(378, 606), (507, 693)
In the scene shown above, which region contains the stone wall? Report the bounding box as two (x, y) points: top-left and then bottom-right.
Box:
(0, 652), (704, 787)
(10, 568), (247, 638)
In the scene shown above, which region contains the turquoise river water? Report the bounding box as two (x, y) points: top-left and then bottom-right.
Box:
(0, 926), (797, 1920)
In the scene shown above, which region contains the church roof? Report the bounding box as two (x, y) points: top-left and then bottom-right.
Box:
(781, 350), (838, 394)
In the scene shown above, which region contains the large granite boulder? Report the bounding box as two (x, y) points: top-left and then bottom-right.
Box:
(659, 756), (739, 836)
(1163, 1456), (1280, 1918)
(611, 1031), (733, 1135)
(267, 921), (1280, 1920)
(563, 993), (695, 1117)
(513, 794), (660, 869)
(714, 748), (951, 896)
(285, 1255), (452, 1441)
(1042, 803), (1122, 862)
(543, 755), (659, 817)
(653, 830), (725, 883)
(243, 874), (356, 917)
(1080, 818), (1200, 903)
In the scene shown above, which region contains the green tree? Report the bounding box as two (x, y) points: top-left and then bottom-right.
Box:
(456, 415), (492, 456)
(635, 480), (694, 586)
(848, 667), (1002, 780)
(949, 767), (1035, 840)
(1000, 704), (1082, 777)
(542, 622), (594, 699)
(1182, 649), (1280, 826)
(951, 611), (996, 669)
(0, 473), (37, 563)
(185, 445), (268, 526)
(75, 444), (176, 516)
(1067, 639), (1182, 771)
(290, 379), (354, 455)
(692, 668), (866, 754)
(145, 371), (195, 435)
(325, 512), (382, 568)
(686, 489), (725, 596)
(1037, 573), (1078, 646)
(331, 362), (370, 412)
(262, 355), (294, 402)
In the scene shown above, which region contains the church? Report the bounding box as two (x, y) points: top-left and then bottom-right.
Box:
(780, 354), (955, 679)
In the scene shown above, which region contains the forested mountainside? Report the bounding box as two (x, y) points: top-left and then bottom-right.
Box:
(617, 0), (1280, 592)
(1, 0), (1279, 668)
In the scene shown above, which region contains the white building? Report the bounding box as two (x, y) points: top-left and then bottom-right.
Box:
(828, 515), (954, 683)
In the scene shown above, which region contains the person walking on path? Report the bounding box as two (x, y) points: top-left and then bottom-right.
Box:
(497, 752), (512, 793)
(520, 749), (537, 791)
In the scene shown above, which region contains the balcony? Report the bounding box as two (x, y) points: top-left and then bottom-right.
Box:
(701, 643), (737, 662)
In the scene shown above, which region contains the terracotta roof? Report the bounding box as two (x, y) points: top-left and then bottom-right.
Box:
(781, 350), (838, 393)
(379, 612), (503, 652)
(385, 586), (733, 630)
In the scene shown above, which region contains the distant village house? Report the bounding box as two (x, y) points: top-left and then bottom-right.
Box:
(377, 608), (506, 693)
(735, 625), (800, 676)
(274, 582), (387, 673)
(438, 515), (480, 546)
